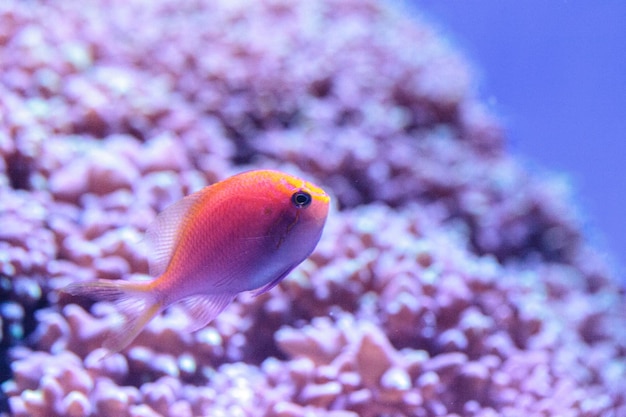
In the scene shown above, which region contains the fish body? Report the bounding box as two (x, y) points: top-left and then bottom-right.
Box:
(64, 169), (330, 353)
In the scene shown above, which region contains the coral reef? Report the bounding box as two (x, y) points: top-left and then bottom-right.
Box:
(1, 0), (625, 416)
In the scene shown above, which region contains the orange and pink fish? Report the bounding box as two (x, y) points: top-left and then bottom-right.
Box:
(64, 169), (330, 353)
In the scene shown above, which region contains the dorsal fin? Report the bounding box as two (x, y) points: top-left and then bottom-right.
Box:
(145, 191), (203, 277)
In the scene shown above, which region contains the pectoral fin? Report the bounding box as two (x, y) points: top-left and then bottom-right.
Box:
(250, 263), (297, 297)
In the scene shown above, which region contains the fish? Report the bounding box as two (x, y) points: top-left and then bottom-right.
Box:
(63, 169), (330, 353)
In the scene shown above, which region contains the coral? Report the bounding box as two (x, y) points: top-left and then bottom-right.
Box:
(1, 0), (625, 416)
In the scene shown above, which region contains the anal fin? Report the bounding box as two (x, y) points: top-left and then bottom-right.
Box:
(180, 293), (235, 332)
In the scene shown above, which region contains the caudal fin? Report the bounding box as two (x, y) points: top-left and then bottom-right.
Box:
(63, 279), (163, 354)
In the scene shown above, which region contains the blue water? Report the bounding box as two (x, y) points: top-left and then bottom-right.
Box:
(413, 0), (626, 279)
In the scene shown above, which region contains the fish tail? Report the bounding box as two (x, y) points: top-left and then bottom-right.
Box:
(63, 279), (164, 354)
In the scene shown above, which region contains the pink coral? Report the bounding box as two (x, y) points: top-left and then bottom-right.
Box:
(1, 0), (625, 416)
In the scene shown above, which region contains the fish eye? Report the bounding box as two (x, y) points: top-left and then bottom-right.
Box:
(291, 191), (312, 208)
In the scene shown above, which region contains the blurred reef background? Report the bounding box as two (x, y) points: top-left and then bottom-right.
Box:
(0, 0), (625, 416)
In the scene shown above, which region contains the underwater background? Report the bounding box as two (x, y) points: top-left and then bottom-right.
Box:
(417, 0), (626, 277)
(1, 0), (625, 416)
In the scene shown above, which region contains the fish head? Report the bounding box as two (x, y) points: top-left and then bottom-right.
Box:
(259, 171), (330, 260)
